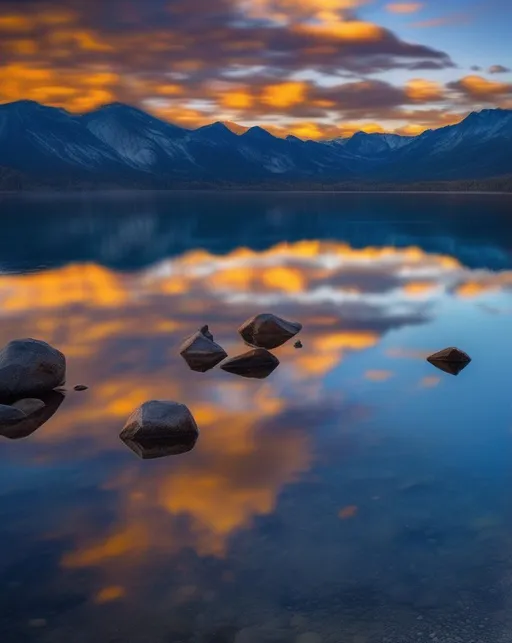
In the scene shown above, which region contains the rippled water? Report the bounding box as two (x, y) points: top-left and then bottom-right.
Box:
(1, 192), (512, 643)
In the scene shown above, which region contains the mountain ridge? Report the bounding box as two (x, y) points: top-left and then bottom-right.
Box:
(0, 101), (511, 187)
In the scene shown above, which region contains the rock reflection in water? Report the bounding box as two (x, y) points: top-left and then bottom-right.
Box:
(221, 348), (279, 379)
(0, 390), (65, 440)
(120, 434), (198, 460)
(427, 359), (471, 376)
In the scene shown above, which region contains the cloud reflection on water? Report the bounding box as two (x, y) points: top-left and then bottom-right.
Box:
(0, 239), (511, 628)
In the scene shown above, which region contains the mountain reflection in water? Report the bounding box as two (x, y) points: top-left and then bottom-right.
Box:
(1, 194), (512, 643)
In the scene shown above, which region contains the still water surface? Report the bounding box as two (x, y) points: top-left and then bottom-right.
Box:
(1, 192), (512, 643)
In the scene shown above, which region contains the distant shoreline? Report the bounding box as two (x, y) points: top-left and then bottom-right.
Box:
(1, 188), (511, 197)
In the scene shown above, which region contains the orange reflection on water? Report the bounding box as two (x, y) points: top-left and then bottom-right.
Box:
(0, 239), (506, 595)
(365, 370), (394, 382)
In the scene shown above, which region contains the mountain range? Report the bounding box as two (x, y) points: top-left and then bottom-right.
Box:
(0, 100), (511, 189)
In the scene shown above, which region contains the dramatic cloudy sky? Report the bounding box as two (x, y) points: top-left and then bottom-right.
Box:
(0, 0), (511, 137)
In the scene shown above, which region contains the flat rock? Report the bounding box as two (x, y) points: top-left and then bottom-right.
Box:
(120, 400), (199, 442)
(74, 385), (88, 391)
(220, 348), (279, 379)
(0, 338), (66, 399)
(239, 313), (302, 349)
(427, 347), (471, 376)
(0, 392), (65, 440)
(121, 435), (198, 460)
(180, 330), (227, 373)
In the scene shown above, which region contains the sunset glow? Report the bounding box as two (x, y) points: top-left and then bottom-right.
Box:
(0, 0), (509, 138)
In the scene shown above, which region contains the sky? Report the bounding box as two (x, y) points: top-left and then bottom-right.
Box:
(0, 0), (511, 138)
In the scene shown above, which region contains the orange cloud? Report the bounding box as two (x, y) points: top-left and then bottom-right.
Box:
(295, 20), (383, 41)
(406, 78), (444, 102)
(386, 2), (423, 13)
(261, 120), (387, 140)
(453, 75), (512, 98)
(395, 123), (427, 135)
(261, 81), (308, 109)
(0, 15), (34, 32)
(221, 89), (254, 110)
(0, 63), (118, 111)
(48, 29), (114, 53)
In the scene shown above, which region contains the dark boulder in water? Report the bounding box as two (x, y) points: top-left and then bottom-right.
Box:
(0, 338), (66, 399)
(238, 313), (302, 349)
(199, 324), (214, 341)
(427, 347), (471, 376)
(220, 348), (279, 379)
(120, 400), (199, 442)
(179, 329), (227, 373)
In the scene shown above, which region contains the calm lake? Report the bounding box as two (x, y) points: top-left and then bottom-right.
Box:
(1, 192), (512, 643)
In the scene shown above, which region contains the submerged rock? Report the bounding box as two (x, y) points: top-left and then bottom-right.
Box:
(427, 347), (471, 376)
(238, 313), (302, 349)
(0, 391), (65, 440)
(0, 338), (66, 399)
(120, 400), (199, 442)
(220, 348), (279, 379)
(179, 329), (227, 373)
(121, 434), (198, 460)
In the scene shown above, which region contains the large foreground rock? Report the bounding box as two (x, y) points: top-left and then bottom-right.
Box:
(179, 329), (227, 373)
(121, 434), (198, 460)
(0, 339), (66, 399)
(238, 313), (302, 349)
(120, 400), (199, 442)
(427, 347), (471, 376)
(220, 348), (279, 379)
(0, 391), (65, 440)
